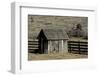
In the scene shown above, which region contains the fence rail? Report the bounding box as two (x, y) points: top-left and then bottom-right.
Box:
(28, 39), (39, 52)
(28, 39), (88, 54)
(68, 41), (88, 54)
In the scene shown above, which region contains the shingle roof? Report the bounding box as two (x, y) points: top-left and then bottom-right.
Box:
(38, 29), (69, 40)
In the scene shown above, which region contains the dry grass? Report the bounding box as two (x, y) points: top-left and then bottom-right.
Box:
(28, 52), (88, 61)
(69, 37), (87, 42)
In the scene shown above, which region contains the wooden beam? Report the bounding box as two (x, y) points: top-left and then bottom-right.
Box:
(62, 40), (63, 53)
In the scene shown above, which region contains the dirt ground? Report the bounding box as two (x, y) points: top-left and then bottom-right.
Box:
(28, 53), (88, 61)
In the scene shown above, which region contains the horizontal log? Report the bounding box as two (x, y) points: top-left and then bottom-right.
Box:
(68, 41), (88, 44)
(68, 46), (87, 49)
(28, 45), (39, 48)
(68, 44), (87, 47)
(28, 47), (39, 50)
(28, 39), (38, 41)
(28, 42), (39, 44)
(70, 49), (87, 52)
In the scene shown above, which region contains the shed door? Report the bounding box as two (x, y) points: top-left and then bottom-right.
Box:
(40, 38), (44, 53)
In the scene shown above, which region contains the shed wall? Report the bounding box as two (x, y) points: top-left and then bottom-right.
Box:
(58, 40), (62, 53)
(47, 40), (68, 54)
(63, 40), (68, 53)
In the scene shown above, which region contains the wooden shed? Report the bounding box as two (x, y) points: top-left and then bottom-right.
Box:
(37, 29), (69, 54)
